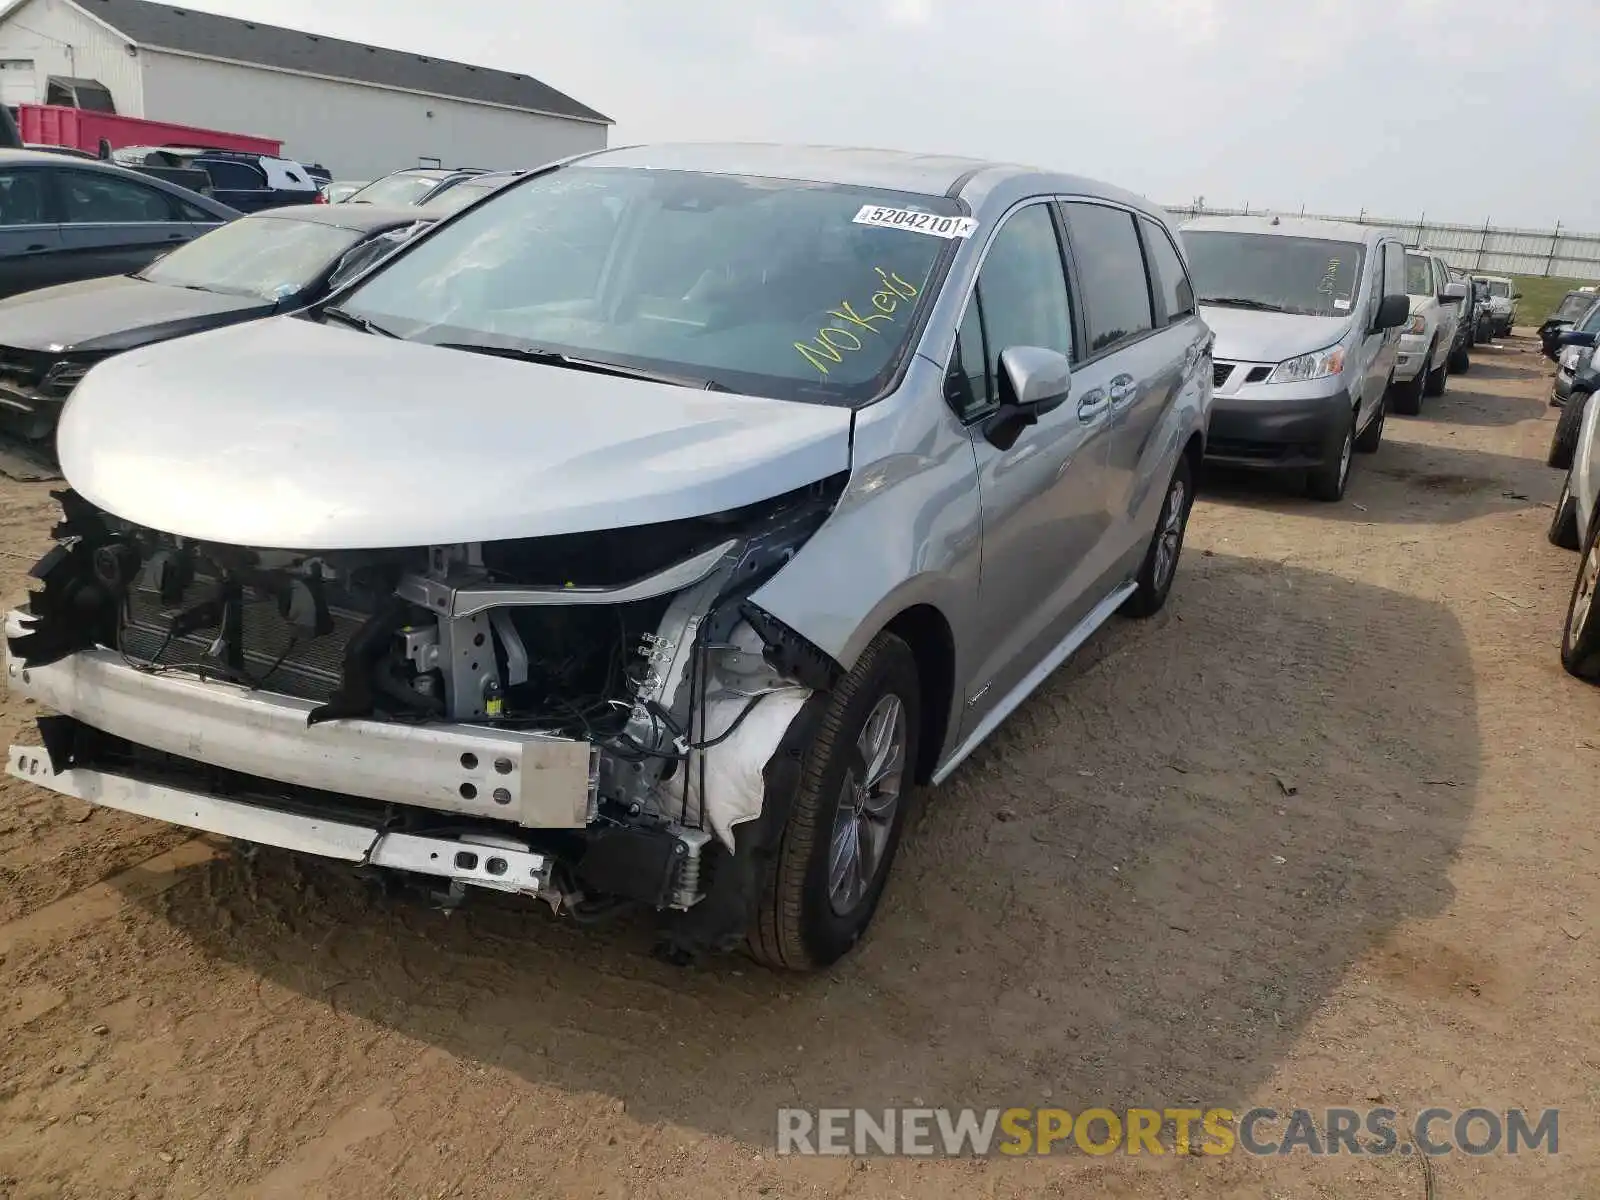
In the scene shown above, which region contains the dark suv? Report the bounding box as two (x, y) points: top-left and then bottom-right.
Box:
(1447, 269), (1482, 372)
(110, 147), (322, 212)
(1541, 289), (1600, 360)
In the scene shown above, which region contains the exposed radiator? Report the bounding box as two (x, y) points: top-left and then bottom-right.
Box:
(119, 567), (371, 702)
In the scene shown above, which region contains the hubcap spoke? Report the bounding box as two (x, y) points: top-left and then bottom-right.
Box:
(858, 695), (903, 787)
(828, 805), (862, 908)
(828, 694), (909, 916)
(855, 815), (878, 891)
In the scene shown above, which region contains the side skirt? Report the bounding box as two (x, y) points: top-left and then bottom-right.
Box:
(930, 581), (1138, 786)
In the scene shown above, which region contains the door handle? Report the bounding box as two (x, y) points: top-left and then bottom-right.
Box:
(25, 243), (47, 253)
(1108, 374), (1136, 409)
(1077, 388), (1109, 422)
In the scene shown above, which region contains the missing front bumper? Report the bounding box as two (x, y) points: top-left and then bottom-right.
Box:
(5, 610), (596, 829)
(7, 744), (552, 895)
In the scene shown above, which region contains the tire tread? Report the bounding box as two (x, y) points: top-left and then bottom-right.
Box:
(748, 633), (912, 970)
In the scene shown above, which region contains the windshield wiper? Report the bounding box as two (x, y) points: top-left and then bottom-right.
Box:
(320, 306), (398, 337)
(436, 341), (730, 391)
(1200, 297), (1288, 313)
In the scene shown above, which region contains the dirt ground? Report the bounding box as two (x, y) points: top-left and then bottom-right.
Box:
(1, 333), (1598, 1199)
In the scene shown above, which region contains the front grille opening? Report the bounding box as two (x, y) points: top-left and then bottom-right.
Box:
(1245, 366), (1272, 384)
(1213, 362), (1234, 388)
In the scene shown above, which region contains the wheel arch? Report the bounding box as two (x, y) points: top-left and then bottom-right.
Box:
(1182, 429), (1204, 479)
(882, 603), (958, 786)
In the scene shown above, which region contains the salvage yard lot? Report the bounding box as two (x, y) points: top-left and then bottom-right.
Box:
(1, 336), (1598, 1198)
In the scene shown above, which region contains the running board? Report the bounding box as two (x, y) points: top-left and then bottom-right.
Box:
(931, 581), (1137, 785)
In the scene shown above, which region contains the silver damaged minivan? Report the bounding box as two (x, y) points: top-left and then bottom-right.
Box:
(1182, 216), (1411, 501)
(6, 144), (1212, 969)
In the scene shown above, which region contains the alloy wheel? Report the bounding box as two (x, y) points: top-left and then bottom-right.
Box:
(1153, 477), (1187, 592)
(1572, 537), (1600, 645)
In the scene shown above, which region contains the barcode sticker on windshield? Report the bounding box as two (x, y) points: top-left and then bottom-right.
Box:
(853, 205), (978, 239)
(1333, 298), (1351, 311)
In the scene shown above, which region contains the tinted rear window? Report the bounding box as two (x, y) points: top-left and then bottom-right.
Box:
(1063, 202), (1153, 352)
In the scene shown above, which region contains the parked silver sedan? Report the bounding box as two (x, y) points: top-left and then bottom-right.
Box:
(6, 144), (1212, 968)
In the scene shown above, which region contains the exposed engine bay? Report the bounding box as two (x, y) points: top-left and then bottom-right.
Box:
(7, 479), (847, 957)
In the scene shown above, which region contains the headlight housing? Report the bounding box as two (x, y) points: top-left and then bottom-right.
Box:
(1561, 346), (1582, 370)
(41, 361), (91, 398)
(1406, 315), (1428, 335)
(1267, 345), (1346, 385)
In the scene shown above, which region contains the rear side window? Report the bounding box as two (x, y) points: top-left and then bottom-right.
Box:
(201, 161), (267, 191)
(0, 169), (50, 225)
(175, 197), (220, 222)
(59, 172), (176, 224)
(1139, 217), (1194, 325)
(1062, 202), (1153, 353)
(945, 203), (1074, 422)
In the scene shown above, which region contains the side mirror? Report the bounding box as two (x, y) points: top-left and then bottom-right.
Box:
(1442, 282), (1469, 304)
(982, 346), (1073, 451)
(1375, 294), (1411, 331)
(1559, 329), (1597, 348)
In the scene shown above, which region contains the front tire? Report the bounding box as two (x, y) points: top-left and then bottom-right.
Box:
(1548, 389), (1590, 470)
(1550, 470), (1580, 550)
(749, 632), (920, 970)
(1354, 395), (1386, 453)
(1120, 455), (1194, 619)
(1560, 509), (1600, 682)
(1390, 347), (1430, 415)
(1306, 410), (1356, 502)
(1424, 348), (1449, 397)
(1449, 341), (1471, 373)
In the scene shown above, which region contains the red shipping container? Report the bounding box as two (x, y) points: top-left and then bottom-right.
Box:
(16, 104), (281, 157)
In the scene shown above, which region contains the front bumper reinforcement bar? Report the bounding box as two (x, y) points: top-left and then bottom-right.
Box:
(7, 744), (551, 895)
(4, 610), (596, 829)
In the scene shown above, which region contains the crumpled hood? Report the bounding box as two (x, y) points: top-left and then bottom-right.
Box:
(0, 275), (267, 354)
(1198, 305), (1351, 364)
(57, 316), (855, 550)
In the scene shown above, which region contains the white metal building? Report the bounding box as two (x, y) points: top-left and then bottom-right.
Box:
(0, 0), (610, 177)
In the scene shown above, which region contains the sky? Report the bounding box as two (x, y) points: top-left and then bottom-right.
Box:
(119, 0), (1600, 228)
